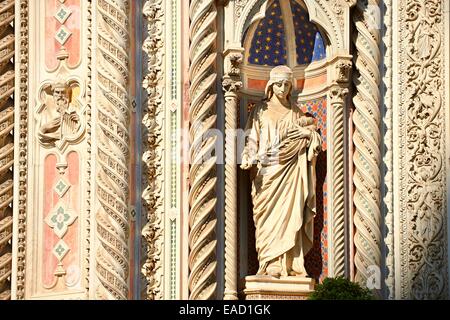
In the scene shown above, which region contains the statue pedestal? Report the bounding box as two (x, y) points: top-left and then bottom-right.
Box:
(244, 275), (315, 300)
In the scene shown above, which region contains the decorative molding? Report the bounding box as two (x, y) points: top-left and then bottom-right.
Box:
(188, 0), (218, 300)
(234, 0), (246, 26)
(352, 0), (382, 287)
(15, 0), (29, 300)
(0, 0), (14, 300)
(222, 51), (242, 300)
(382, 0), (394, 299)
(398, 0), (448, 299)
(84, 0), (93, 299)
(95, 0), (131, 300)
(168, 0), (179, 299)
(329, 83), (348, 278)
(141, 0), (165, 300)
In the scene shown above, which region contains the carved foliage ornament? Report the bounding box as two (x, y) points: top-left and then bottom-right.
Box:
(400, 0), (448, 300)
(142, 0), (165, 300)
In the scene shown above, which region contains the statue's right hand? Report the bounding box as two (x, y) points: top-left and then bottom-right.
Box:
(41, 117), (61, 132)
(240, 154), (253, 170)
(287, 126), (311, 140)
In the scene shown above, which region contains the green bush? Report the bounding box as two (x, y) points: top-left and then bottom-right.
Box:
(308, 276), (376, 300)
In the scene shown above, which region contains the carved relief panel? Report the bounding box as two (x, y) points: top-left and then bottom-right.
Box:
(17, 0), (91, 299)
(396, 0), (449, 299)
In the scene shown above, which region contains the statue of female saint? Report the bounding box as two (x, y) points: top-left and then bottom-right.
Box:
(241, 65), (322, 278)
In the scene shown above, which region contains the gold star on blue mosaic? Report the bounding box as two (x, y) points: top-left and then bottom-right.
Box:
(247, 0), (326, 66)
(248, 0), (286, 66)
(290, 0), (326, 64)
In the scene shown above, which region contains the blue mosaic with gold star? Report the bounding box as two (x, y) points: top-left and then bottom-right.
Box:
(248, 0), (287, 66)
(248, 0), (326, 66)
(291, 0), (326, 64)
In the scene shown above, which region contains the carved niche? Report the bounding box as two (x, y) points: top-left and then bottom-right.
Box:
(220, 0), (358, 300)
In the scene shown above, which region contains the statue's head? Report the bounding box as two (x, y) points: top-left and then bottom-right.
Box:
(264, 65), (294, 102)
(51, 80), (70, 111)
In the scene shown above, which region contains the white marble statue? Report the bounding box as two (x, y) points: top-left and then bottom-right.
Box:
(241, 65), (322, 278)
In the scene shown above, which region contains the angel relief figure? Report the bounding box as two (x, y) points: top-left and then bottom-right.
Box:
(38, 80), (81, 148)
(240, 65), (322, 278)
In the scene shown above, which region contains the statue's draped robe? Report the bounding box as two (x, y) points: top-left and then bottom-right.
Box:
(244, 103), (322, 275)
(38, 101), (80, 146)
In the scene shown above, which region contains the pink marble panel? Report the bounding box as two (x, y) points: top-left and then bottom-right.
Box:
(64, 151), (80, 286)
(43, 154), (58, 287)
(45, 0), (81, 70)
(42, 152), (80, 288)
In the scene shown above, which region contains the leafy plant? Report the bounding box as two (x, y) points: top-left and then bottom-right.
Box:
(308, 276), (376, 300)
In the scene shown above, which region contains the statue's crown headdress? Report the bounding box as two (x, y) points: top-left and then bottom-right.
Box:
(269, 65), (293, 82)
(264, 65), (294, 99)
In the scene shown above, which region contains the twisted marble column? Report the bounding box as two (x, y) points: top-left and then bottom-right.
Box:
(95, 0), (131, 300)
(352, 0), (382, 286)
(330, 84), (348, 278)
(188, 0), (218, 300)
(0, 0), (15, 300)
(222, 53), (242, 300)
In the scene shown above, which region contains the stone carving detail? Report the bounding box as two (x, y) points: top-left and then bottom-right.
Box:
(0, 0), (14, 300)
(326, 0), (345, 30)
(399, 0), (448, 299)
(95, 0), (131, 300)
(142, 0), (165, 300)
(382, 0), (394, 299)
(352, 0), (382, 286)
(222, 51), (242, 300)
(234, 0), (246, 25)
(188, 0), (218, 300)
(329, 83), (348, 278)
(336, 60), (352, 83)
(16, 0), (28, 300)
(37, 80), (83, 150)
(84, 0), (93, 298)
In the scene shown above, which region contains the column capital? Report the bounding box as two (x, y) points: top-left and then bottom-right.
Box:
(222, 50), (243, 94)
(223, 49), (243, 78)
(329, 83), (349, 104)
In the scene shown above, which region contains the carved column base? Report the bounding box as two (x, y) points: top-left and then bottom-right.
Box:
(244, 276), (315, 300)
